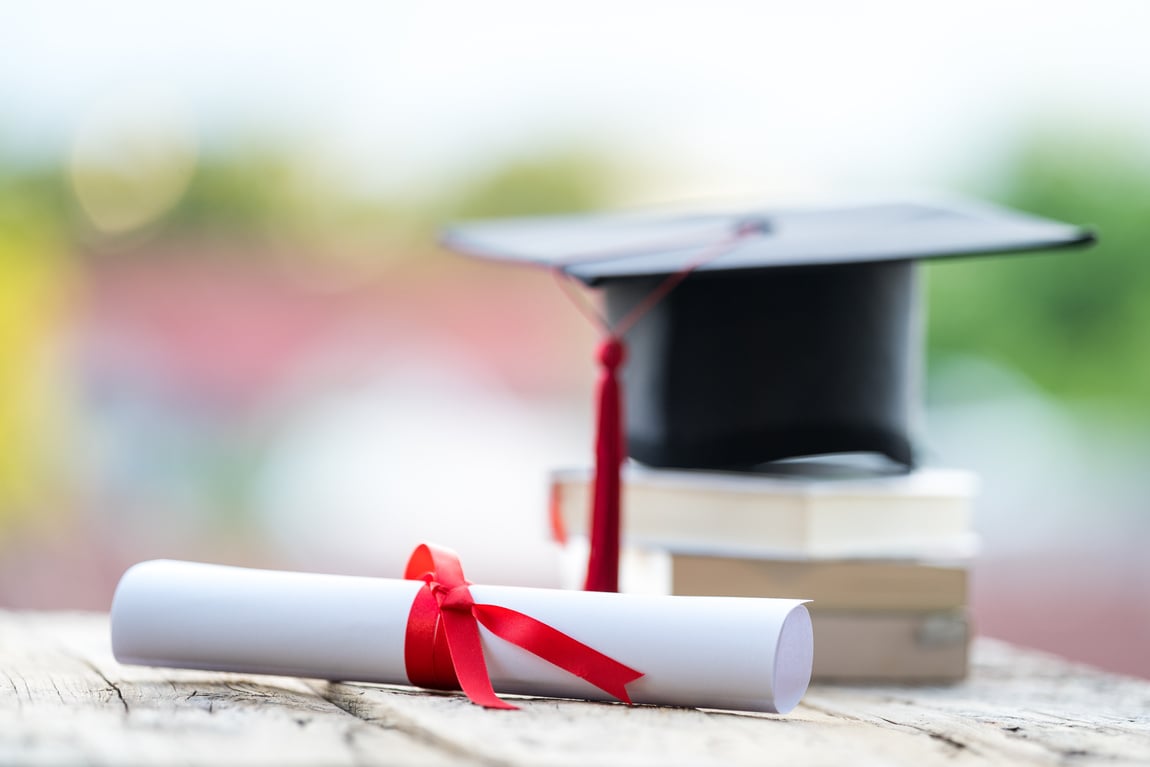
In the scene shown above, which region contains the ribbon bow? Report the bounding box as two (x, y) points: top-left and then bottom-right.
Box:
(402, 543), (644, 709)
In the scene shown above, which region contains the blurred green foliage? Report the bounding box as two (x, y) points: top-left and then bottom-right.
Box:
(4, 130), (1147, 412)
(0, 143), (612, 248)
(927, 129), (1150, 411)
(0, 144), (345, 247)
(441, 150), (616, 220)
(170, 148), (301, 239)
(0, 160), (72, 236)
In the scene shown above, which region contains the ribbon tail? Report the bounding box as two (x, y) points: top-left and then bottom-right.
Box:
(585, 338), (625, 593)
(474, 604), (644, 703)
(439, 607), (517, 710)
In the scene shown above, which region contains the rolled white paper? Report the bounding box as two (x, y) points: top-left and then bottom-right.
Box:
(111, 559), (813, 713)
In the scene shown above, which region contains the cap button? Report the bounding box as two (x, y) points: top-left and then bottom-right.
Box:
(597, 337), (626, 370)
(733, 215), (771, 237)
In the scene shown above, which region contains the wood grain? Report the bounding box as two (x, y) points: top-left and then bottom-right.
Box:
(2, 611), (1148, 766)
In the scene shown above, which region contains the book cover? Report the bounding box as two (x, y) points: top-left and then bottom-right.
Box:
(810, 610), (969, 682)
(672, 555), (967, 611)
(550, 466), (978, 559)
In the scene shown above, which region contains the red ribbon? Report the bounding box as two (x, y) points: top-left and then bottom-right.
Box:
(402, 542), (644, 709)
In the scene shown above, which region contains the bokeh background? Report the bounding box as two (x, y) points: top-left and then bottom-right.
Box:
(2, 1), (1147, 677)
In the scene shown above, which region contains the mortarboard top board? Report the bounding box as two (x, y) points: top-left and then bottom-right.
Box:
(442, 199), (1094, 471)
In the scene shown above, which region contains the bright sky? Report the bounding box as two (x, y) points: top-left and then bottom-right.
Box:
(4, 1), (1150, 202)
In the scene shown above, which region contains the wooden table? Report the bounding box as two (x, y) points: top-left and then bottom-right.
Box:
(2, 611), (1148, 766)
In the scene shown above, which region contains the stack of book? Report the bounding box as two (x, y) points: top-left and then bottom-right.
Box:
(549, 464), (977, 682)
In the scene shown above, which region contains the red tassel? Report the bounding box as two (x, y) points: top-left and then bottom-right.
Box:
(584, 336), (626, 592)
(552, 222), (765, 594)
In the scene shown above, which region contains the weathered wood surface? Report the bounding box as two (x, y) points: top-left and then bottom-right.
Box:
(1, 611), (1148, 766)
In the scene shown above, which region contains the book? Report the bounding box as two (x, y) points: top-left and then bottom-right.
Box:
(550, 465), (978, 559)
(671, 555), (967, 611)
(808, 610), (969, 682)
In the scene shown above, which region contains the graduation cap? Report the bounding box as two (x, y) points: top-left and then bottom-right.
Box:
(441, 199), (1094, 591)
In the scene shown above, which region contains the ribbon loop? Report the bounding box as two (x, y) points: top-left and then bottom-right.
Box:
(403, 543), (644, 709)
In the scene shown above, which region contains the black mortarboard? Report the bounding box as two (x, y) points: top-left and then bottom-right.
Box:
(442, 199), (1093, 471)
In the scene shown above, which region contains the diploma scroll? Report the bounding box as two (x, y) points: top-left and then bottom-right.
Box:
(111, 559), (813, 713)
